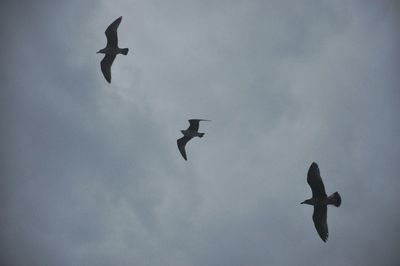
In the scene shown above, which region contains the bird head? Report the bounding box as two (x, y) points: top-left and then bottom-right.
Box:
(301, 199), (312, 205)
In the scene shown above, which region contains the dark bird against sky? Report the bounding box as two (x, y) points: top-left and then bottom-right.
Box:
(177, 119), (210, 161)
(97, 16), (129, 83)
(301, 162), (341, 242)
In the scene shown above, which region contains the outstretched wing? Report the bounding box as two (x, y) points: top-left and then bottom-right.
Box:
(177, 136), (192, 160)
(100, 54), (116, 83)
(105, 16), (122, 48)
(307, 162), (327, 198)
(187, 119), (210, 132)
(312, 205), (328, 242)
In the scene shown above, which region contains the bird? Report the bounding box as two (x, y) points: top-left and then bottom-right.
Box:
(177, 119), (210, 160)
(97, 16), (129, 83)
(301, 162), (341, 242)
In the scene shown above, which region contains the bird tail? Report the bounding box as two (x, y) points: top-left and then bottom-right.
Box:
(198, 133), (205, 138)
(120, 48), (129, 55)
(328, 192), (341, 207)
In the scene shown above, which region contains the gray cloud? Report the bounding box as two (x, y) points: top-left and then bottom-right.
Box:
(1, 0), (399, 265)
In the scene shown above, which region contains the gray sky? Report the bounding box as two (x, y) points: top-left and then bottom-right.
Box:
(1, 0), (399, 265)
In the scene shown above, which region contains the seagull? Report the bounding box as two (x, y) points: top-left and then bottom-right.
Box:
(177, 119), (210, 161)
(97, 16), (129, 83)
(301, 162), (341, 242)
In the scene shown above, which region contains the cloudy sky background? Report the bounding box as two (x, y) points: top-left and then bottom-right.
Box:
(1, 0), (399, 265)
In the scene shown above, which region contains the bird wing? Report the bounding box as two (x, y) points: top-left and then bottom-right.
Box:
(312, 205), (328, 242)
(187, 119), (210, 132)
(307, 162), (327, 198)
(177, 136), (192, 160)
(105, 16), (122, 48)
(100, 54), (116, 83)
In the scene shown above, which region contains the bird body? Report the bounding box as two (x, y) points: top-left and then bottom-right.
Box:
(301, 162), (341, 242)
(302, 192), (341, 207)
(97, 16), (129, 83)
(97, 47), (128, 56)
(177, 119), (210, 160)
(180, 130), (205, 138)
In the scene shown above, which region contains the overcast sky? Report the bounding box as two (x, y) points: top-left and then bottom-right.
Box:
(1, 0), (399, 265)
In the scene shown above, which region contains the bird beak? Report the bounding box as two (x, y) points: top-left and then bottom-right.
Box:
(96, 50), (101, 54)
(300, 201), (305, 204)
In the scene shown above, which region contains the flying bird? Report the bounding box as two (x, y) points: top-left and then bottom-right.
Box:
(301, 162), (341, 242)
(97, 16), (129, 83)
(177, 119), (210, 160)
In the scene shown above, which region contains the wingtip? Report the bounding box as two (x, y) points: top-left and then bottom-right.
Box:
(309, 162), (319, 170)
(321, 232), (329, 242)
(177, 139), (188, 161)
(318, 234), (328, 242)
(189, 119), (211, 121)
(180, 152), (187, 161)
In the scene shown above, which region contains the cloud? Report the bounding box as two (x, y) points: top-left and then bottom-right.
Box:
(1, 0), (399, 265)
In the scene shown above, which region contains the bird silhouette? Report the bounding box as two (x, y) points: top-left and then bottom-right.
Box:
(301, 162), (341, 242)
(177, 119), (210, 160)
(97, 16), (129, 83)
